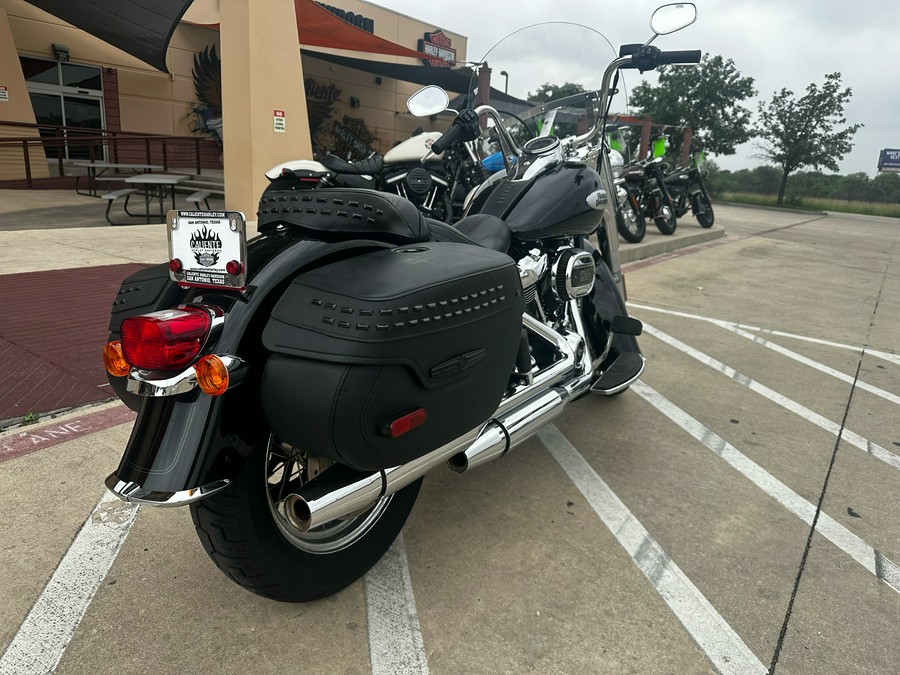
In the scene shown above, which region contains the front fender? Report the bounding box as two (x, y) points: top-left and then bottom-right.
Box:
(106, 235), (392, 502)
(579, 238), (641, 362)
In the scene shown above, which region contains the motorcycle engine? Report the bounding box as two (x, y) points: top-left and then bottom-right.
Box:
(551, 248), (595, 301)
(403, 166), (434, 198)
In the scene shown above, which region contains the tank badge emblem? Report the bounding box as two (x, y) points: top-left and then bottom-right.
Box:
(586, 189), (608, 211)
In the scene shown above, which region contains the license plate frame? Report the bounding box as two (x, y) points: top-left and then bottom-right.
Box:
(166, 210), (247, 290)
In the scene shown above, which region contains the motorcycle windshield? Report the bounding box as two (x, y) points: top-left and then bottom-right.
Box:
(467, 23), (620, 149)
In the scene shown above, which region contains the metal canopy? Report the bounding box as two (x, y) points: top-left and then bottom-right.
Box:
(24, 0), (192, 72)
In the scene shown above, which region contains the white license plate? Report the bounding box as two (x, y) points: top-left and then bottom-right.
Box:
(166, 210), (247, 290)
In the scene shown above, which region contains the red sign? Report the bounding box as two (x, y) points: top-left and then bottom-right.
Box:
(418, 30), (456, 68)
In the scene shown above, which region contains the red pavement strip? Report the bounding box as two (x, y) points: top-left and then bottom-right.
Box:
(0, 263), (149, 423)
(0, 404), (136, 463)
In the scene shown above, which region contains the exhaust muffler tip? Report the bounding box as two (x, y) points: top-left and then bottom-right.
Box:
(282, 494), (312, 532)
(447, 453), (469, 474)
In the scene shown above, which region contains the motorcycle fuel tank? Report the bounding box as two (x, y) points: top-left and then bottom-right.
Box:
(469, 161), (604, 239)
(383, 131), (445, 164)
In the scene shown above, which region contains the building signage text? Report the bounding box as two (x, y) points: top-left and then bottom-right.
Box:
(316, 3), (374, 33)
(878, 148), (900, 173)
(418, 30), (456, 68)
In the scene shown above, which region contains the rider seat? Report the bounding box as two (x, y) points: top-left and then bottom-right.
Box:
(429, 214), (511, 253)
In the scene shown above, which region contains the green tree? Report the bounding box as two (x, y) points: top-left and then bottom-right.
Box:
(755, 72), (862, 204)
(873, 172), (900, 203)
(629, 54), (756, 158)
(526, 81), (585, 103)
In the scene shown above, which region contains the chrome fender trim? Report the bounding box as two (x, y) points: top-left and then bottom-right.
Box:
(105, 474), (231, 506)
(125, 355), (245, 397)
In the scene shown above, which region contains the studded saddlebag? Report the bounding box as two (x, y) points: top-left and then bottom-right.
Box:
(260, 242), (524, 471)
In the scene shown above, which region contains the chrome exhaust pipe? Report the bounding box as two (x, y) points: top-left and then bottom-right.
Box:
(448, 388), (567, 473)
(282, 386), (571, 532)
(282, 427), (482, 532)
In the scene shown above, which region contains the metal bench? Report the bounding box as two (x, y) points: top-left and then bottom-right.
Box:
(102, 189), (140, 225)
(185, 190), (212, 210)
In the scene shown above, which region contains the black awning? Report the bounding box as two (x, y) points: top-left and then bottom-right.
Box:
(303, 50), (475, 94)
(24, 0), (192, 72)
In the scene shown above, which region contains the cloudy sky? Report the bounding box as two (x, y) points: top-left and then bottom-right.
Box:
(368, 0), (900, 177)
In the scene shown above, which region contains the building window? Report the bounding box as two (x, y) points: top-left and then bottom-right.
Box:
(19, 56), (105, 160)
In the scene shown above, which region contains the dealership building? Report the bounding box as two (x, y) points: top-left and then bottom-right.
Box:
(0, 0), (471, 184)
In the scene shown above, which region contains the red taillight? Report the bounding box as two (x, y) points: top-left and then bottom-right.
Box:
(120, 306), (212, 370)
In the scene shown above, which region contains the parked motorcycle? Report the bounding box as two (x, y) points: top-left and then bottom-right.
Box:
(266, 129), (485, 223)
(101, 4), (700, 602)
(620, 156), (678, 235)
(609, 148), (647, 243)
(664, 157), (715, 228)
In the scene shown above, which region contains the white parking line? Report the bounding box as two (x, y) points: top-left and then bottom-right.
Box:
(0, 491), (139, 674)
(539, 425), (767, 675)
(629, 302), (900, 368)
(630, 303), (900, 405)
(631, 381), (900, 593)
(641, 322), (900, 471)
(364, 533), (429, 675)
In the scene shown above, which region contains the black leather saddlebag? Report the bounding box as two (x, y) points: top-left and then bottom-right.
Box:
(260, 242), (524, 471)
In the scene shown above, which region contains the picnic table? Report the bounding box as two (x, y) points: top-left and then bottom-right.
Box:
(72, 161), (163, 197)
(103, 173), (188, 225)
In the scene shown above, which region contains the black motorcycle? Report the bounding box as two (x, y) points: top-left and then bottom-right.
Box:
(101, 5), (699, 602)
(664, 159), (715, 228)
(620, 156), (678, 235)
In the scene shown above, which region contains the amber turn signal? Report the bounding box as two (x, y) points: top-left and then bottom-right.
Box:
(194, 354), (229, 396)
(103, 340), (130, 377)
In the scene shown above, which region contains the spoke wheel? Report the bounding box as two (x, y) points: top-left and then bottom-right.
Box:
(191, 433), (421, 602)
(654, 204), (677, 235)
(264, 436), (392, 555)
(615, 196), (646, 243)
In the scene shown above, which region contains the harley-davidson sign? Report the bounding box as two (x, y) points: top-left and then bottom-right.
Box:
(418, 30), (456, 67)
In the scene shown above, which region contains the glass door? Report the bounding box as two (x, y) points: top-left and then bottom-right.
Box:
(20, 56), (105, 161)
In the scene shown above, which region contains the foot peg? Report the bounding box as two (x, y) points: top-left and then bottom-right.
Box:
(611, 315), (642, 336)
(591, 352), (645, 395)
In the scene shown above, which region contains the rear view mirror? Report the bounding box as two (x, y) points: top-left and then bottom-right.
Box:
(650, 3), (697, 35)
(407, 85), (449, 118)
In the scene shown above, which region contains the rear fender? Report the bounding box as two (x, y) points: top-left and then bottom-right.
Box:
(106, 235), (392, 501)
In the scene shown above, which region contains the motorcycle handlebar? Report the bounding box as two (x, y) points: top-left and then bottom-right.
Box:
(657, 50), (702, 65)
(430, 123), (464, 155)
(618, 45), (702, 70)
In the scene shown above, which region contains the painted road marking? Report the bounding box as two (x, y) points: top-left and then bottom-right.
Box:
(539, 425), (768, 675)
(641, 322), (900, 471)
(364, 533), (429, 675)
(630, 303), (900, 405)
(632, 381), (900, 593)
(0, 405), (136, 464)
(629, 301), (900, 368)
(0, 491), (140, 674)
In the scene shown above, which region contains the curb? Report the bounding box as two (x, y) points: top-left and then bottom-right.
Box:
(619, 224), (725, 264)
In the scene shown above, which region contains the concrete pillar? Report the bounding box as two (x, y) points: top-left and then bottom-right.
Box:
(220, 0), (312, 219)
(0, 9), (50, 182)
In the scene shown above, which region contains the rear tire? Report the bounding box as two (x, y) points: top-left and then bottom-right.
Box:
(191, 434), (421, 602)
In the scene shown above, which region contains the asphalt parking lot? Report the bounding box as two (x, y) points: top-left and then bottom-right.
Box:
(1, 204), (898, 674)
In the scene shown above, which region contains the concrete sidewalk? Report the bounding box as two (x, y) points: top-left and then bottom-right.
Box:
(0, 189), (724, 427)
